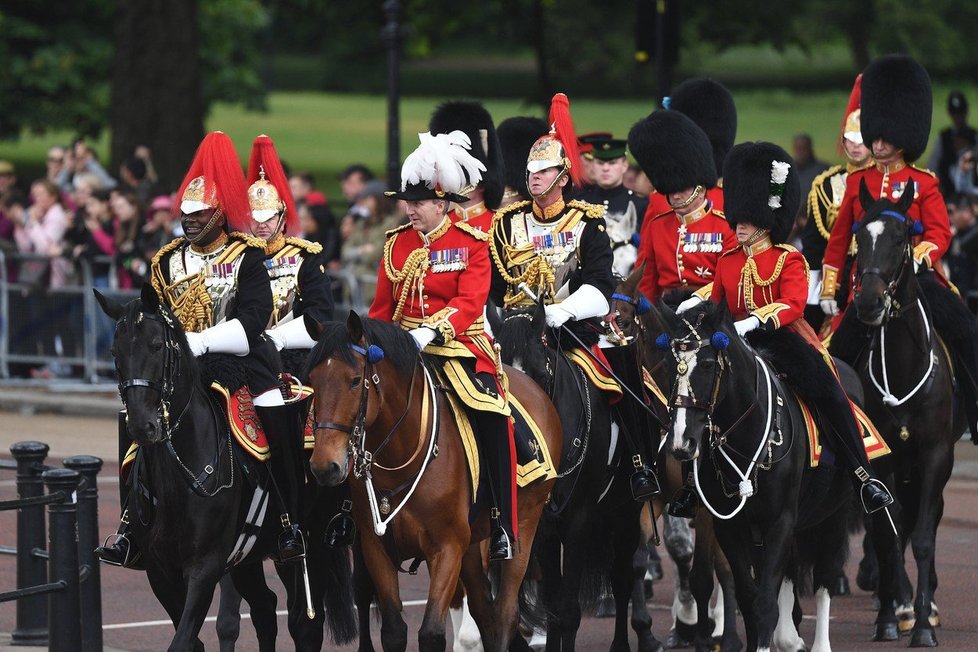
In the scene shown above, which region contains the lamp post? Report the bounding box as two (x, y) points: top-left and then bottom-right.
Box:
(382, 0), (403, 191)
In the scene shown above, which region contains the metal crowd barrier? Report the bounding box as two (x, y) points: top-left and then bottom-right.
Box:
(0, 442), (103, 651)
(0, 250), (371, 384)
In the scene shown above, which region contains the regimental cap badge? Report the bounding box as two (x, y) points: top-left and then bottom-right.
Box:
(248, 166), (285, 222)
(180, 175), (219, 215)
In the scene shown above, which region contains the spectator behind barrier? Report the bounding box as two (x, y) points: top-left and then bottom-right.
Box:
(137, 195), (178, 267)
(109, 190), (144, 288)
(64, 188), (114, 287)
(14, 179), (71, 288)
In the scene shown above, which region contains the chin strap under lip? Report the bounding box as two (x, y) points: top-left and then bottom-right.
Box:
(527, 166), (568, 201)
(185, 208), (225, 244)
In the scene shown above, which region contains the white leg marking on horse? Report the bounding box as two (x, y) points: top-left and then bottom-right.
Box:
(671, 351), (697, 452)
(450, 607), (464, 652)
(528, 627), (547, 650)
(865, 221), (885, 253)
(811, 586), (832, 652)
(774, 578), (806, 652)
(673, 584), (697, 626)
(710, 582), (724, 638)
(455, 596), (484, 652)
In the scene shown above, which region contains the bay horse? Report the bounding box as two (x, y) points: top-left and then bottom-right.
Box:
(304, 312), (562, 652)
(828, 181), (967, 646)
(610, 271), (741, 652)
(95, 286), (355, 651)
(493, 302), (666, 652)
(657, 301), (854, 652)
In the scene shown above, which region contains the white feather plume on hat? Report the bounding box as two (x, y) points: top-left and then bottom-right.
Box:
(400, 131), (486, 193)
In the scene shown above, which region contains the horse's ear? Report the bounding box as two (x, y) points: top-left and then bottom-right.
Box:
(140, 283), (159, 311)
(533, 294), (547, 333)
(656, 298), (679, 330)
(93, 288), (125, 321)
(623, 262), (645, 294)
(858, 178), (875, 212)
(346, 310), (364, 343)
(896, 178), (915, 214)
(304, 313), (326, 342)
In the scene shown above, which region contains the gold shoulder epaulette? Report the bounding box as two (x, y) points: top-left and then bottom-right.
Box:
(775, 243), (800, 254)
(230, 232), (267, 250)
(810, 165), (844, 194)
(385, 222), (413, 238)
(567, 199), (606, 219)
(493, 200), (531, 219)
(713, 209), (725, 218)
(455, 221), (489, 241)
(284, 236), (323, 254)
(152, 237), (185, 267)
(909, 164), (937, 178)
(775, 243), (810, 276)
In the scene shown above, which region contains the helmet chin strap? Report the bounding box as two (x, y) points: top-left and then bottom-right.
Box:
(671, 185), (703, 211)
(186, 208), (225, 244)
(528, 167), (568, 200)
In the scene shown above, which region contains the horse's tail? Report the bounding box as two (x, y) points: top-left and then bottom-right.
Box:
(578, 527), (613, 612)
(320, 544), (357, 644)
(516, 555), (549, 633)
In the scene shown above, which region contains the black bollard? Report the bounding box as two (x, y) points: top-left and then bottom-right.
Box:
(64, 455), (103, 652)
(10, 441), (49, 645)
(43, 468), (82, 652)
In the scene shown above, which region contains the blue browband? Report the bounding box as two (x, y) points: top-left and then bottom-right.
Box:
(853, 210), (923, 235)
(611, 292), (652, 315)
(349, 343), (385, 364)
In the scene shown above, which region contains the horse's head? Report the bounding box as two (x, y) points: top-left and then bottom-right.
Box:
(852, 178), (917, 325)
(495, 296), (552, 389)
(657, 300), (734, 462)
(610, 263), (651, 340)
(305, 311), (393, 487)
(97, 284), (188, 446)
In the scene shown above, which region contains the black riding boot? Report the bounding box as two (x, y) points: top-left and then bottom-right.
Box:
(473, 376), (517, 561)
(96, 411), (142, 568)
(257, 397), (310, 563)
(667, 465), (698, 519)
(324, 483), (356, 548)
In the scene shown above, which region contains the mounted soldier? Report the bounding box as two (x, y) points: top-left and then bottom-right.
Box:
(710, 141), (893, 513)
(800, 74), (872, 331)
(819, 54), (978, 436)
(489, 93), (658, 500)
(635, 78), (737, 284)
(368, 130), (518, 561)
(428, 100), (505, 233)
(97, 132), (306, 567)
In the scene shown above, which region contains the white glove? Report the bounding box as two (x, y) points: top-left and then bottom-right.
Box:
(544, 304), (574, 328)
(185, 319), (250, 357)
(265, 317), (318, 351)
(552, 284), (611, 321)
(820, 297), (839, 316)
(676, 296), (704, 315)
(734, 316), (761, 337)
(409, 327), (437, 351)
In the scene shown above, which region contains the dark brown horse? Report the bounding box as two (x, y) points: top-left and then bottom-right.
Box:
(829, 182), (967, 646)
(304, 312), (562, 652)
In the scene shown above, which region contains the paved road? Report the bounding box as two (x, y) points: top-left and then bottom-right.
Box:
(1, 409), (977, 651)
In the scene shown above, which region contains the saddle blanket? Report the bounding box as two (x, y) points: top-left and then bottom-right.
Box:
(565, 345), (624, 403)
(795, 394), (891, 467)
(123, 382), (315, 473)
(440, 381), (557, 499)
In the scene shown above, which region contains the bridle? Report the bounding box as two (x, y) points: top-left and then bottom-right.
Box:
(666, 316), (727, 435)
(855, 210), (915, 324)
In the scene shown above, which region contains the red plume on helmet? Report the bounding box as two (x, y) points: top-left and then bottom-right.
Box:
(838, 73), (862, 155)
(549, 93), (583, 188)
(175, 132), (249, 230)
(246, 134), (299, 237)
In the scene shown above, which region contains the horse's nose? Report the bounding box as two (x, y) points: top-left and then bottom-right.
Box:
(132, 420), (159, 442)
(671, 438), (699, 462)
(311, 461), (345, 487)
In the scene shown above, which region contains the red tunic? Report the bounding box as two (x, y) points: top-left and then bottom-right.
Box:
(711, 241), (808, 331)
(636, 186), (725, 267)
(449, 202), (494, 233)
(636, 200), (734, 302)
(369, 218), (497, 376)
(823, 162), (949, 278)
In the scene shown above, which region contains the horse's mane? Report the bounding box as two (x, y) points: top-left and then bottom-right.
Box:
(122, 297), (202, 389)
(307, 318), (420, 375)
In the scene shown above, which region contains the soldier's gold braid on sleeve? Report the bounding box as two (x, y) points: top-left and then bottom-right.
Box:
(383, 235), (430, 323)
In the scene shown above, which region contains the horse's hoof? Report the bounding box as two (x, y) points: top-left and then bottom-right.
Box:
(667, 626), (693, 649)
(873, 622), (900, 641)
(595, 593), (616, 618)
(909, 627), (938, 648)
(637, 635), (666, 652)
(832, 574), (851, 597)
(929, 602), (940, 628)
(714, 636), (742, 652)
(898, 613), (916, 635)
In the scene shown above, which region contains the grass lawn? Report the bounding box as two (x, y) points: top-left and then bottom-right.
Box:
(2, 83), (976, 203)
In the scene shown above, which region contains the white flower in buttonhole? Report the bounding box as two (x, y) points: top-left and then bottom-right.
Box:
(768, 160), (791, 209)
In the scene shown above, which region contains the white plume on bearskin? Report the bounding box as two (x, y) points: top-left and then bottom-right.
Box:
(400, 131), (486, 194)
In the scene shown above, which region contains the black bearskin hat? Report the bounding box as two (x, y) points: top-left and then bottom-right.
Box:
(860, 54), (932, 163)
(429, 100), (505, 209)
(627, 110), (717, 195)
(497, 116), (549, 202)
(668, 78), (738, 177)
(722, 142), (800, 244)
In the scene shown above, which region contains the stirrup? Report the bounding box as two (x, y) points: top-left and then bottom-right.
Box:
(324, 509), (356, 548)
(667, 485), (698, 519)
(859, 477), (894, 514)
(489, 527), (514, 562)
(630, 465), (661, 501)
(278, 522), (306, 563)
(95, 532), (141, 569)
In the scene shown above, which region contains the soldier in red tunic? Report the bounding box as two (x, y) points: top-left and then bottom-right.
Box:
(369, 131), (517, 560)
(628, 109), (734, 305)
(711, 142), (893, 513)
(820, 54), (978, 435)
(635, 78), (736, 275)
(428, 101), (504, 233)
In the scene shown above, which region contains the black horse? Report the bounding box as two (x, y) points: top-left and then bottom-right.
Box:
(96, 286), (355, 651)
(828, 182), (967, 646)
(494, 304), (665, 652)
(657, 301), (854, 652)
